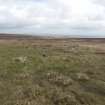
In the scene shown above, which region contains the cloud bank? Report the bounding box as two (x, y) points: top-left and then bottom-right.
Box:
(0, 0), (105, 36)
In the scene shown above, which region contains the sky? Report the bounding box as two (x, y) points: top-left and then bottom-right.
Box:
(0, 0), (105, 36)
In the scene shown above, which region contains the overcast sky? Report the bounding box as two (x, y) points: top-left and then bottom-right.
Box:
(0, 0), (105, 36)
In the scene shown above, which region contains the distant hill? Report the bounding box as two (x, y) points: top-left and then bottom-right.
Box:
(0, 33), (44, 39)
(0, 33), (105, 40)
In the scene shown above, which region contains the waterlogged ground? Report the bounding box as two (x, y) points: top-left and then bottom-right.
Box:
(0, 39), (105, 105)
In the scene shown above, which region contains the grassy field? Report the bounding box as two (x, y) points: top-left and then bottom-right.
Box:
(0, 39), (105, 105)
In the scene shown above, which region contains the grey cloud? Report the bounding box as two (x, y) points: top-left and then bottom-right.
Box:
(0, 0), (105, 36)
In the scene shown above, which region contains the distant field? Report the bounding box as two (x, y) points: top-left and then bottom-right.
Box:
(0, 38), (105, 105)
